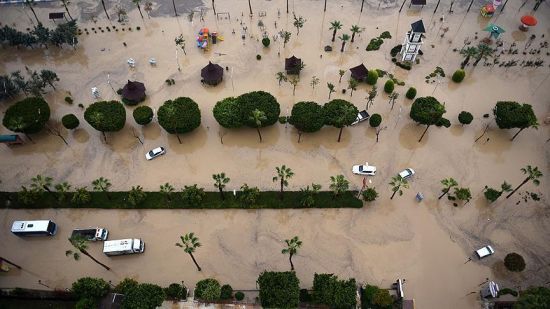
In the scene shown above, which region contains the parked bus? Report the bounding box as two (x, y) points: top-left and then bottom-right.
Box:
(11, 220), (57, 237)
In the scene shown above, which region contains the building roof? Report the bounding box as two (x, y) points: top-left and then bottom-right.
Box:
(201, 61), (224, 84)
(121, 80), (146, 101)
(411, 20), (426, 33)
(285, 56), (301, 71)
(349, 64), (368, 80)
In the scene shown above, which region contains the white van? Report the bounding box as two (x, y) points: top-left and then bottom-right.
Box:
(11, 220), (57, 236)
(103, 239), (145, 256)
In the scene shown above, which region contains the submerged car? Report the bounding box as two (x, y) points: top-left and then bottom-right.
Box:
(352, 162), (377, 176)
(351, 110), (370, 126)
(145, 147), (166, 160)
(475, 245), (495, 259)
(398, 168), (415, 179)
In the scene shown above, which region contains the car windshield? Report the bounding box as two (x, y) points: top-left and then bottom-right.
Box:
(148, 150), (156, 156)
(359, 166), (364, 171)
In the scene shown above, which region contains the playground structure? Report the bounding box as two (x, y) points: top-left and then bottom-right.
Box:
(196, 28), (224, 51)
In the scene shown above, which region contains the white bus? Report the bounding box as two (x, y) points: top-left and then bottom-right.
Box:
(11, 220), (58, 237)
(103, 239), (145, 256)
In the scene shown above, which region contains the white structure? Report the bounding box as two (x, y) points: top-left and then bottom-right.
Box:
(103, 238), (145, 256)
(127, 58), (136, 67)
(400, 20), (425, 62)
(11, 220), (57, 236)
(91, 87), (100, 98)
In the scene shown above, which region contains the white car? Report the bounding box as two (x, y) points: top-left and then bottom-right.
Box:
(398, 168), (415, 179)
(475, 245), (495, 259)
(352, 162), (377, 176)
(145, 147), (166, 160)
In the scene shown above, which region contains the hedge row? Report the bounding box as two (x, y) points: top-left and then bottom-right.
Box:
(0, 191), (362, 209)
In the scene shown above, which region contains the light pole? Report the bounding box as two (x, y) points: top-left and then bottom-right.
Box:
(107, 74), (115, 93)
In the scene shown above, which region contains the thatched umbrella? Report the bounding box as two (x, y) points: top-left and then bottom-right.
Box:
(285, 56), (302, 75)
(201, 61), (224, 85)
(121, 80), (146, 104)
(349, 64), (368, 82)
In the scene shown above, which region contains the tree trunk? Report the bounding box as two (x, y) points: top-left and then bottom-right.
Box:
(473, 56), (482, 66)
(43, 186), (52, 193)
(219, 187), (225, 200)
(189, 253), (201, 271)
(324, 0), (327, 12)
(360, 0), (365, 12)
(101, 0), (110, 19)
(27, 4), (40, 24)
(137, 4), (144, 19)
(418, 125), (430, 142)
(376, 130), (381, 142)
(351, 33), (356, 43)
(248, 0), (252, 15)
(280, 179), (284, 199)
(438, 189), (449, 200)
(287, 0), (289, 13)
(510, 127), (525, 141)
(298, 132), (302, 143)
(461, 56), (470, 69)
(102, 131), (107, 144)
(340, 41), (346, 52)
(350, 88), (354, 97)
(337, 127), (343, 142)
(172, 0), (178, 16)
(289, 253), (294, 271)
(506, 178), (529, 199)
(176, 133), (182, 144)
(293, 85), (296, 95)
(332, 30), (337, 42)
(63, 4), (74, 21)
(328, 91), (332, 100)
(48, 82), (56, 90)
(82, 250), (110, 270)
(212, 0), (216, 15)
(390, 188), (398, 199)
(256, 127), (262, 143)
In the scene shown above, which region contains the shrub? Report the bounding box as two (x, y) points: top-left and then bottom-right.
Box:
(180, 184), (206, 206)
(72, 277), (109, 300)
(365, 70), (378, 85)
(75, 298), (96, 309)
(262, 37), (270, 47)
(484, 187), (502, 203)
(458, 111), (473, 125)
(220, 284), (233, 300)
(235, 291), (245, 301)
(379, 31), (392, 39)
(3, 97), (51, 134)
(257, 271), (300, 308)
(123, 283), (165, 309)
(362, 187), (378, 202)
(504, 253), (526, 272)
(300, 289), (312, 302)
(383, 80), (394, 94)
(158, 97), (201, 134)
(396, 61), (411, 70)
(369, 114), (382, 128)
(165, 283), (186, 300)
(366, 37), (383, 51)
(390, 45), (402, 57)
(62, 114), (80, 130)
(515, 287), (550, 308)
(256, 54), (262, 60)
(436, 117), (451, 128)
(133, 106), (154, 125)
(238, 184), (260, 207)
(114, 278), (139, 295)
(498, 288), (519, 297)
(452, 69), (465, 83)
(312, 274), (356, 308)
(65, 96), (74, 104)
(116, 88), (123, 95)
(278, 116), (288, 124)
(195, 278), (221, 301)
(405, 87), (417, 99)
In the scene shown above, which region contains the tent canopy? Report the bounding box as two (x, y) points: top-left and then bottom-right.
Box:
(201, 61), (224, 85)
(349, 64), (369, 81)
(521, 15), (537, 26)
(122, 80), (146, 102)
(285, 56), (302, 74)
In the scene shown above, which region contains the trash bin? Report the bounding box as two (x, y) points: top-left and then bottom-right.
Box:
(212, 32), (217, 44)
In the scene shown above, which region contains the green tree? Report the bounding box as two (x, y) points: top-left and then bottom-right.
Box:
(329, 175), (349, 197)
(158, 97), (201, 144)
(410, 96), (446, 142)
(132, 0), (144, 19)
(92, 177), (111, 200)
(383, 79), (394, 94)
(323, 99), (358, 142)
(276, 72), (287, 86)
(439, 178), (458, 200)
(369, 113), (382, 128)
(506, 165), (542, 199)
(128, 185), (146, 206)
(174, 34), (186, 55)
(293, 14), (306, 35)
(473, 43), (493, 66)
(366, 70), (378, 85)
(504, 252), (526, 272)
(453, 187), (472, 205)
(213, 97), (242, 129)
(460, 46), (478, 69)
(39, 70), (59, 90)
(175, 232), (202, 271)
(71, 277), (109, 301)
(299, 183), (321, 207)
(62, 114), (79, 129)
(347, 78), (358, 96)
(133, 106), (153, 125)
(389, 175), (409, 199)
(213, 172), (230, 200)
(483, 182), (512, 203)
(66, 235), (110, 270)
(54, 181), (71, 203)
(2, 97), (51, 139)
(289, 101), (324, 142)
(405, 87), (417, 100)
(257, 271), (300, 308)
(339, 33), (350, 52)
(220, 284), (233, 300)
(122, 283), (165, 309)
(350, 25), (362, 43)
(458, 111), (473, 126)
(31, 174), (53, 193)
(362, 187), (378, 202)
(249, 108), (267, 142)
(180, 184), (205, 206)
(373, 289), (393, 307)
(329, 20), (342, 42)
(366, 85), (378, 109)
(493, 101), (538, 141)
(237, 91), (281, 127)
(238, 183), (260, 206)
(84, 100), (126, 143)
(160, 182), (175, 202)
(338, 69), (346, 83)
(312, 274), (357, 308)
(310, 75), (320, 90)
(514, 286), (550, 309)
(327, 82), (335, 99)
(281, 236), (302, 271)
(288, 76), (299, 95)
(273, 165), (294, 199)
(31, 24), (50, 48)
(279, 30), (291, 48)
(195, 279), (221, 301)
(165, 283), (186, 300)
(72, 187), (91, 206)
(114, 278), (138, 295)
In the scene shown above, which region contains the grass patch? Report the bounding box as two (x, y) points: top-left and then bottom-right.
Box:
(0, 191), (362, 209)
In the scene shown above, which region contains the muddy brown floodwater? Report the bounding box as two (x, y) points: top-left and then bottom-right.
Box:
(1, 0), (550, 308)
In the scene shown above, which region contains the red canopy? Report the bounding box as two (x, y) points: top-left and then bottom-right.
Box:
(521, 15), (537, 26)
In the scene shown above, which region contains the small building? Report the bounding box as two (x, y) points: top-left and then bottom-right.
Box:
(285, 56), (302, 75)
(349, 64), (368, 82)
(201, 61), (224, 85)
(400, 20), (425, 62)
(121, 80), (146, 104)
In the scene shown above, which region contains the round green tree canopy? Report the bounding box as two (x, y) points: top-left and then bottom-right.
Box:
(123, 283), (165, 309)
(323, 99), (358, 128)
(493, 101), (537, 130)
(369, 114), (382, 127)
(3, 97), (50, 134)
(133, 106), (153, 125)
(237, 91), (281, 127)
(410, 96), (446, 126)
(84, 100), (126, 133)
(62, 114), (80, 129)
(158, 97), (201, 134)
(289, 101), (325, 133)
(213, 97), (243, 128)
(458, 111), (473, 125)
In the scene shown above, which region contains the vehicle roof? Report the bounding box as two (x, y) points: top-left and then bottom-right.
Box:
(11, 220), (52, 231)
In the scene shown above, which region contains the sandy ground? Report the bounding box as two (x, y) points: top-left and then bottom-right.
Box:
(1, 0), (550, 308)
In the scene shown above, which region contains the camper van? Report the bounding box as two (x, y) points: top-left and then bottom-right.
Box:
(103, 239), (145, 256)
(11, 220), (57, 237)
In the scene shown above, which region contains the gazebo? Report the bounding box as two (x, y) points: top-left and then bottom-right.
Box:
(349, 64), (368, 82)
(285, 56), (302, 75)
(121, 80), (146, 104)
(201, 61), (224, 85)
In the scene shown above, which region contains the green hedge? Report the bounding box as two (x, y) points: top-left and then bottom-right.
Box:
(0, 191), (362, 209)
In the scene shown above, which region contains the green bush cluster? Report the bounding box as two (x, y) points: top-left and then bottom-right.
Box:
(452, 69), (465, 83)
(62, 114), (80, 130)
(213, 91), (280, 129)
(390, 44), (402, 57)
(165, 283), (186, 300)
(3, 97), (51, 134)
(458, 111), (473, 125)
(133, 106), (154, 125)
(195, 279), (221, 302)
(235, 291), (245, 301)
(405, 87), (417, 99)
(312, 274), (356, 308)
(383, 80), (394, 93)
(504, 252), (526, 272)
(366, 31), (392, 51)
(369, 114), (382, 128)
(262, 37), (270, 47)
(84, 100), (126, 134)
(158, 97), (201, 134)
(258, 271), (300, 308)
(365, 70), (378, 85)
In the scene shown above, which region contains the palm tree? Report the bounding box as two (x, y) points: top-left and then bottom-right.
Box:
(327, 83), (335, 99)
(24, 0), (40, 24)
(31, 174), (53, 193)
(454, 187), (472, 205)
(293, 14), (306, 35)
(249, 109), (267, 142)
(281, 236), (302, 271)
(66, 235), (110, 270)
(389, 175), (409, 199)
(310, 76), (320, 90)
(506, 165), (543, 199)
(289, 76), (299, 95)
(175, 233), (202, 271)
(388, 92), (399, 110)
(329, 21), (342, 42)
(347, 78), (358, 96)
(273, 165), (294, 199)
(338, 69), (345, 83)
(350, 25), (362, 43)
(132, 0), (144, 19)
(72, 187), (91, 206)
(473, 44), (494, 66)
(460, 46), (478, 69)
(100, 0), (110, 19)
(92, 177), (112, 200)
(160, 183), (175, 202)
(54, 182), (71, 203)
(339, 33), (350, 52)
(439, 178), (458, 200)
(366, 86), (377, 110)
(329, 175), (349, 198)
(213, 173), (230, 200)
(276, 72), (287, 86)
(60, 0), (73, 21)
(279, 31), (291, 48)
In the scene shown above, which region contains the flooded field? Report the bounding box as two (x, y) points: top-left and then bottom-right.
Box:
(0, 0), (549, 307)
